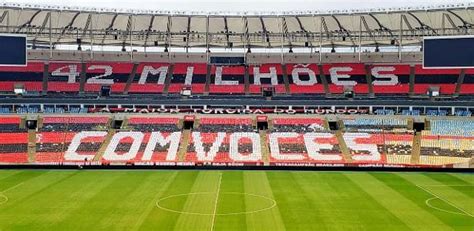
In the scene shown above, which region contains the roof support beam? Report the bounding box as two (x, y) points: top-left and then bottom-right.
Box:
(0, 11), (8, 24)
(101, 13), (119, 45)
(166, 15), (171, 50)
(243, 16), (251, 50)
(368, 14), (397, 44)
(32, 12), (50, 42)
(16, 10), (41, 33)
(281, 17), (292, 48)
(143, 15), (155, 49)
(295, 16), (311, 47)
(361, 16), (377, 45)
(331, 15), (355, 46)
(259, 17), (271, 47)
(407, 12), (437, 35)
(56, 12), (80, 45)
(82, 14), (92, 39)
(185, 16), (191, 52)
(122, 15), (133, 47)
(223, 17), (230, 47)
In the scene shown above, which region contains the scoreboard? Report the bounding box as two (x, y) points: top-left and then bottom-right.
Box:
(423, 36), (474, 69)
(0, 34), (27, 66)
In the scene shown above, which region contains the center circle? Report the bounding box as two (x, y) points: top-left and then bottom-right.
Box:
(156, 192), (276, 216)
(0, 194), (8, 205)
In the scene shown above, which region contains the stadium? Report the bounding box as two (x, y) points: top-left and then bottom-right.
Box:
(0, 0), (472, 230)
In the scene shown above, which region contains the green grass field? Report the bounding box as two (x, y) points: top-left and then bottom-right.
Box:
(0, 170), (472, 231)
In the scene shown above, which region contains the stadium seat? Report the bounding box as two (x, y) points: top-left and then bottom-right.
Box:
(0, 116), (28, 163)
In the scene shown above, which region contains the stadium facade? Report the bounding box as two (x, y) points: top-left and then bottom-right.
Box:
(0, 3), (472, 170)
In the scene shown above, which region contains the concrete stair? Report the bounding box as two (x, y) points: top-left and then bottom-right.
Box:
(177, 130), (191, 161)
(27, 129), (36, 163)
(259, 130), (270, 165)
(93, 129), (116, 161)
(335, 131), (352, 163)
(410, 132), (422, 164)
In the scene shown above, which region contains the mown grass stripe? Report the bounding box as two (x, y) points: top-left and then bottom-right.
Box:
(0, 170), (49, 191)
(370, 172), (472, 231)
(213, 171), (247, 231)
(423, 173), (473, 199)
(348, 172), (452, 231)
(305, 172), (410, 231)
(266, 171), (328, 230)
(47, 171), (153, 230)
(448, 173), (473, 184)
(129, 171), (178, 231)
(397, 173), (474, 217)
(244, 171), (286, 231)
(142, 171), (199, 230)
(172, 171), (221, 231)
(0, 170), (24, 181)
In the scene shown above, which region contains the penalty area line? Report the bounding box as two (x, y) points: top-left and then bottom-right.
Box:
(210, 173), (223, 231)
(416, 184), (473, 217)
(1, 182), (24, 194)
(0, 182), (24, 205)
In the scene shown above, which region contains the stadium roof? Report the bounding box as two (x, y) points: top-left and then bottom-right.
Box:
(0, 2), (473, 49)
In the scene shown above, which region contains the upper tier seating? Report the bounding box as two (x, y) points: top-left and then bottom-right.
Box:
(286, 64), (325, 94)
(0, 62), (472, 96)
(209, 65), (245, 94)
(0, 117), (28, 163)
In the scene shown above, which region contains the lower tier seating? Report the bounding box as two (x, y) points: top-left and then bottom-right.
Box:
(0, 117), (28, 164)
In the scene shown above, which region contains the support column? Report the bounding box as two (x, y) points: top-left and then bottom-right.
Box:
(162, 64), (175, 95)
(408, 64), (415, 97)
(365, 64), (374, 98)
(244, 65), (250, 95)
(42, 63), (49, 96)
(453, 69), (465, 97)
(318, 64), (330, 97)
(204, 64), (212, 95)
(281, 64), (290, 95)
(123, 63), (139, 95)
(79, 62), (87, 95)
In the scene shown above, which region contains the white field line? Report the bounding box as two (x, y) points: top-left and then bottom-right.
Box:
(0, 182), (24, 205)
(417, 185), (473, 187)
(1, 182), (24, 193)
(210, 173), (223, 231)
(416, 184), (473, 217)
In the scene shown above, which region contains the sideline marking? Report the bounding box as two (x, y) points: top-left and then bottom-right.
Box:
(210, 173), (222, 231)
(0, 182), (24, 205)
(156, 192), (276, 216)
(416, 184), (473, 217)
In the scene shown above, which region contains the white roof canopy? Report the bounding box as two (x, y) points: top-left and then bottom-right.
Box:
(0, 2), (472, 49)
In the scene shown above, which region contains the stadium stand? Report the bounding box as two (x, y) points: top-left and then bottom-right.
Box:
(105, 117), (182, 163)
(248, 64), (286, 94)
(168, 63), (207, 94)
(286, 64), (325, 94)
(35, 116), (110, 163)
(209, 65), (246, 94)
(0, 117), (29, 163)
(0, 62), (473, 96)
(420, 119), (473, 165)
(185, 117), (262, 164)
(128, 63), (168, 94)
(268, 118), (344, 163)
(342, 117), (413, 164)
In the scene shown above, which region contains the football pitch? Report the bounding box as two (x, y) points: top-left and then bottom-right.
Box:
(0, 170), (472, 231)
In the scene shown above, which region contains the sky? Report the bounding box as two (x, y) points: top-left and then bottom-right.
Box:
(3, 0), (472, 13)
